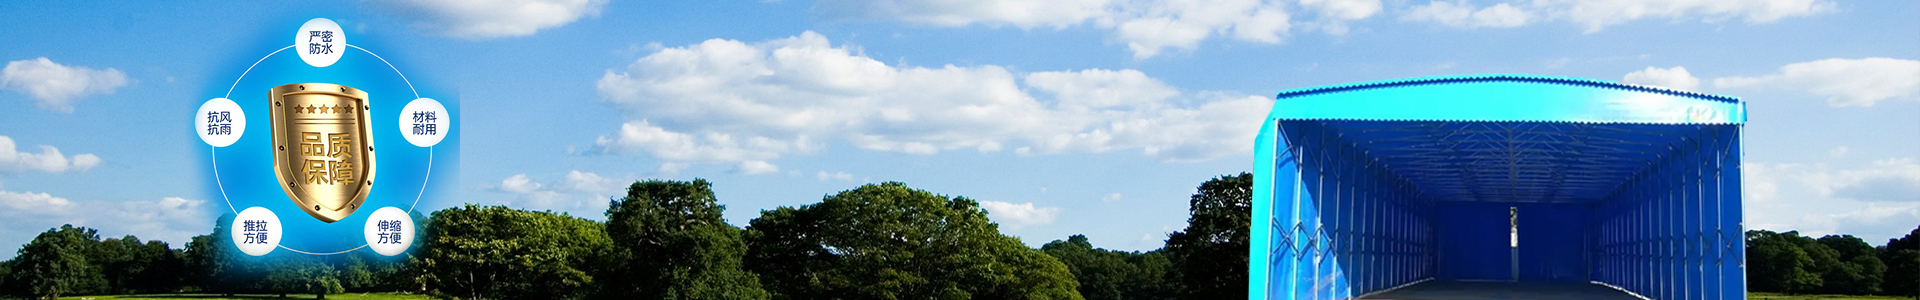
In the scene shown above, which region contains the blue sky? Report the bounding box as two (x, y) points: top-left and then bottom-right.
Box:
(2, 0), (1918, 260)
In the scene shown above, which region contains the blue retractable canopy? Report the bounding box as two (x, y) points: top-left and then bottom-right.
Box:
(1252, 74), (1747, 300)
(1269, 75), (1743, 204)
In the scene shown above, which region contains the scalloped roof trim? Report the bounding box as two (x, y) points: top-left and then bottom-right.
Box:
(1273, 74), (1742, 104)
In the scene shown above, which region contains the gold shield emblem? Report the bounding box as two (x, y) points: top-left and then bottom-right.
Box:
(269, 83), (375, 223)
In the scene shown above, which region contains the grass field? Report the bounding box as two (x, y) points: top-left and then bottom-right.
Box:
(1751, 292), (1919, 300)
(53, 293), (429, 300)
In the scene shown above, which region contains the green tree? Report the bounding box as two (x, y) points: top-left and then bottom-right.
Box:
(1163, 173), (1250, 300)
(1797, 235), (1844, 289)
(138, 239), (189, 293)
(181, 233), (216, 292)
(342, 255), (376, 291)
(261, 256), (344, 299)
(1747, 230), (1822, 293)
(339, 250), (408, 293)
(1127, 251), (1177, 299)
(744, 182), (1082, 300)
(1886, 225), (1920, 298)
(1885, 249), (1919, 298)
(1816, 235), (1885, 294)
(414, 204), (610, 299)
(178, 212), (413, 296)
(4, 225), (108, 299)
(1891, 226), (1920, 252)
(87, 236), (134, 294)
(1042, 235), (1176, 300)
(1044, 235), (1130, 300)
(183, 213), (258, 294)
(0, 259), (11, 295)
(90, 235), (188, 294)
(600, 179), (768, 299)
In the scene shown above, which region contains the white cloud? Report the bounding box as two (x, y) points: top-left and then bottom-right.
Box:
(1749, 159), (1920, 203)
(1555, 0), (1835, 33)
(1106, 0), (1307, 59)
(815, 0), (1830, 57)
(1102, 193), (1123, 202)
(592, 120), (815, 164)
(1, 57), (129, 112)
(1302, 0), (1383, 21)
(1829, 146), (1849, 158)
(593, 32), (1271, 171)
(0, 135), (102, 173)
(559, 170), (622, 193)
(1746, 162), (1785, 204)
(978, 200), (1060, 229)
(815, 171), (855, 182)
(735, 160), (781, 175)
(0, 189), (72, 213)
(813, 0), (1112, 28)
(1407, 0), (1832, 32)
(1775, 201), (1920, 244)
(1822, 204), (1920, 241)
(495, 173), (567, 210)
(376, 0), (608, 39)
(1299, 0), (1384, 35)
(0, 189), (210, 257)
(815, 0), (1326, 59)
(1829, 158), (1920, 202)
(1622, 66), (1701, 92)
(1713, 57), (1920, 107)
(498, 173), (543, 193)
(491, 171), (634, 217)
(1402, 0), (1531, 29)
(105, 196), (210, 244)
(1746, 159), (1920, 242)
(655, 163), (690, 177)
(1025, 68), (1180, 110)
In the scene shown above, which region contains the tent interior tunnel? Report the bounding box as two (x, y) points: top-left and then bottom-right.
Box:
(1250, 75), (1747, 300)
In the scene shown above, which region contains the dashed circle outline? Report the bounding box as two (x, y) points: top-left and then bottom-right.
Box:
(210, 43), (434, 256)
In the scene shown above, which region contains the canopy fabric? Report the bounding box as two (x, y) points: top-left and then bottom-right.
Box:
(1267, 75), (1745, 204)
(1297, 121), (1731, 204)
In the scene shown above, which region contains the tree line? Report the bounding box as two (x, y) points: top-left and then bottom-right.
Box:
(1746, 228), (1920, 297)
(0, 218), (417, 299)
(0, 173), (1253, 300)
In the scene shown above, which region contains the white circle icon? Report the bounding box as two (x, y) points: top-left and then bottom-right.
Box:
(363, 207), (415, 256)
(294, 18), (346, 67)
(398, 98), (450, 147)
(196, 98), (245, 147)
(231, 207), (283, 256)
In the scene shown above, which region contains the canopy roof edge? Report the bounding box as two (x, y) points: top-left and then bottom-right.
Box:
(1268, 74), (1745, 124)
